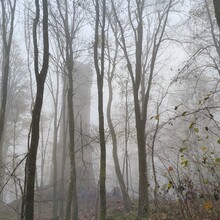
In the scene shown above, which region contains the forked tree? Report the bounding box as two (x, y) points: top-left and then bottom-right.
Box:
(105, 21), (132, 212)
(52, 0), (82, 218)
(21, 0), (49, 219)
(110, 0), (174, 218)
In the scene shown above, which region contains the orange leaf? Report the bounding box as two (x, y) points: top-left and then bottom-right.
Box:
(204, 202), (212, 210)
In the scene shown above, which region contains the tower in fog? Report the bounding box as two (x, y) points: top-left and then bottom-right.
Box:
(57, 62), (95, 196)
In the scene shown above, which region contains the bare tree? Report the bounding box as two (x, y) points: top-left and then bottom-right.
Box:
(110, 0), (174, 218)
(52, 0), (84, 218)
(21, 0), (49, 219)
(46, 51), (62, 219)
(59, 75), (68, 218)
(0, 0), (17, 200)
(48, 7), (68, 217)
(105, 22), (132, 212)
(94, 0), (107, 218)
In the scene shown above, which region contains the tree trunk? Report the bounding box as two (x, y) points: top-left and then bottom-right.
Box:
(107, 75), (132, 212)
(52, 116), (58, 219)
(66, 71), (78, 220)
(22, 0), (49, 219)
(151, 112), (160, 211)
(134, 1), (150, 216)
(94, 0), (107, 218)
(0, 0), (16, 200)
(52, 1), (79, 218)
(24, 84), (45, 220)
(124, 80), (130, 192)
(97, 82), (106, 220)
(52, 70), (60, 220)
(136, 123), (149, 218)
(59, 75), (68, 218)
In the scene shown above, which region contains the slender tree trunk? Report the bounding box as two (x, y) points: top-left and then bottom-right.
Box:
(134, 1), (150, 216)
(124, 80), (130, 192)
(0, 0), (16, 200)
(12, 119), (19, 220)
(136, 123), (149, 218)
(150, 103), (162, 211)
(97, 82), (106, 220)
(24, 85), (45, 220)
(110, 1), (173, 217)
(66, 71), (78, 220)
(52, 112), (58, 220)
(22, 1), (49, 219)
(121, 80), (130, 194)
(59, 75), (68, 218)
(94, 0), (107, 218)
(38, 117), (51, 218)
(38, 121), (45, 219)
(107, 74), (132, 212)
(110, 1), (149, 217)
(52, 1), (79, 218)
(52, 71), (59, 220)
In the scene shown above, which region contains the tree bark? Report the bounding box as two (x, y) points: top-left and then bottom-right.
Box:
(107, 75), (132, 212)
(94, 0), (107, 218)
(110, 1), (173, 217)
(50, 67), (60, 220)
(0, 0), (16, 200)
(66, 71), (78, 220)
(22, 0), (49, 219)
(59, 75), (68, 218)
(105, 32), (132, 211)
(52, 111), (58, 219)
(52, 1), (79, 218)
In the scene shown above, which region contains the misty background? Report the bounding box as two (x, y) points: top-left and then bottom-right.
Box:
(0, 0), (220, 219)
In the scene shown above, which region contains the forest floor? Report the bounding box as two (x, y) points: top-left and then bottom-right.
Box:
(0, 196), (220, 219)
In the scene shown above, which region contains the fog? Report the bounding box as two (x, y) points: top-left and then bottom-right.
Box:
(0, 0), (220, 219)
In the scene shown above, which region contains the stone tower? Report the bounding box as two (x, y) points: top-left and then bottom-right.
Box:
(56, 62), (96, 198)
